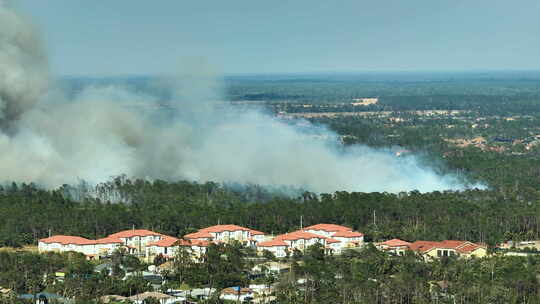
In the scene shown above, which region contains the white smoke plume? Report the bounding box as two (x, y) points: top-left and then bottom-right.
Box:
(0, 4), (479, 193)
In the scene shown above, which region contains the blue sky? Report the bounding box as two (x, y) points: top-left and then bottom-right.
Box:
(14, 0), (540, 76)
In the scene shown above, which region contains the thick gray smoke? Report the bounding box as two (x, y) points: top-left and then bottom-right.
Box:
(0, 4), (479, 193)
(0, 4), (48, 127)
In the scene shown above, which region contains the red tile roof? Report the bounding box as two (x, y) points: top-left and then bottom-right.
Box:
(325, 238), (340, 244)
(39, 235), (95, 245)
(275, 230), (326, 241)
(175, 239), (192, 246)
(249, 229), (265, 235)
(408, 240), (484, 253)
(439, 240), (468, 249)
(456, 243), (480, 253)
(259, 229), (340, 247)
(184, 231), (213, 239)
(221, 288), (253, 295)
(379, 239), (411, 247)
(184, 226), (266, 240)
(304, 224), (352, 232)
(257, 239), (288, 247)
(148, 236), (179, 247)
(107, 229), (162, 239)
(332, 230), (364, 238)
(177, 239), (210, 247)
(408, 241), (439, 253)
(190, 239), (211, 247)
(199, 224), (251, 233)
(149, 236), (210, 247)
(94, 237), (123, 244)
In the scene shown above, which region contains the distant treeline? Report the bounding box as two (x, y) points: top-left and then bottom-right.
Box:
(1, 179), (539, 248)
(225, 74), (540, 105)
(59, 73), (540, 107)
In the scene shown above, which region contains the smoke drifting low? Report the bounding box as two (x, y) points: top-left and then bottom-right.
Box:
(0, 4), (478, 193)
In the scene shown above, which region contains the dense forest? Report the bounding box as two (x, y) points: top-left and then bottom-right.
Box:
(225, 72), (540, 104)
(1, 179), (539, 248)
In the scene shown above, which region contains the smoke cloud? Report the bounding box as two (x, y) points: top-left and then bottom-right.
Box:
(0, 4), (48, 127)
(0, 4), (479, 193)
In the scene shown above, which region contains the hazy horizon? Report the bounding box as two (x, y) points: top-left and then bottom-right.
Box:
(51, 69), (538, 76)
(56, 70), (540, 81)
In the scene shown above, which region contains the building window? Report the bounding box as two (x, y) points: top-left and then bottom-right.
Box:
(443, 250), (448, 257)
(437, 250), (442, 257)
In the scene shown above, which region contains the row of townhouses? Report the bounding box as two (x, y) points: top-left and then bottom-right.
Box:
(256, 224), (364, 257)
(38, 223), (365, 260)
(38, 229), (213, 261)
(38, 223), (487, 261)
(375, 238), (488, 259)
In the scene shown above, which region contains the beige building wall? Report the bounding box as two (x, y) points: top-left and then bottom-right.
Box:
(466, 247), (487, 258)
(423, 247), (487, 259)
(424, 248), (457, 259)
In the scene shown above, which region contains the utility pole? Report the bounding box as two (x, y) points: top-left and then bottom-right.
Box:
(300, 215), (303, 230)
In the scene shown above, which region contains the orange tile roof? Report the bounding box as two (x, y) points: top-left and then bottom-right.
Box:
(199, 224), (252, 233)
(260, 231), (345, 246)
(94, 237), (123, 244)
(190, 239), (211, 247)
(176, 239), (192, 246)
(332, 230), (364, 238)
(177, 239), (210, 247)
(184, 231), (213, 239)
(408, 240), (482, 253)
(39, 235), (95, 245)
(271, 230), (343, 246)
(221, 287), (252, 295)
(148, 236), (179, 247)
(249, 229), (265, 235)
(304, 224), (352, 232)
(408, 241), (439, 253)
(275, 230), (328, 241)
(438, 240), (468, 249)
(379, 238), (411, 247)
(257, 239), (288, 247)
(107, 229), (162, 239)
(456, 243), (480, 253)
